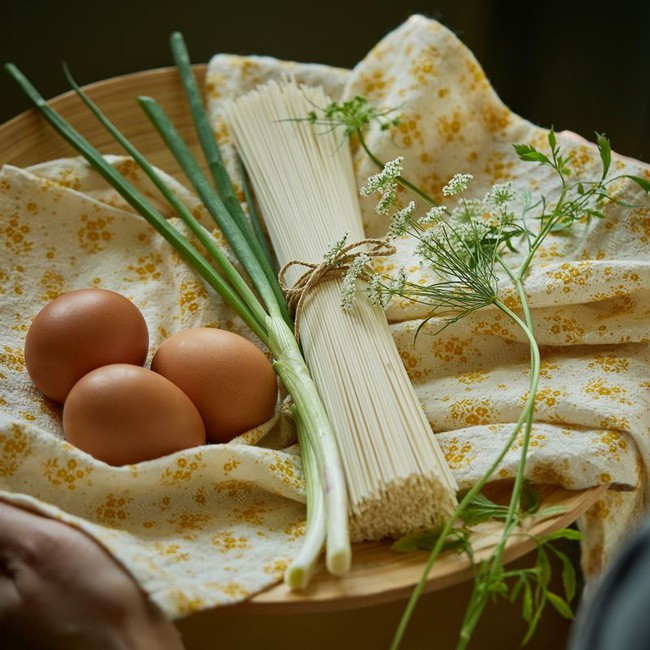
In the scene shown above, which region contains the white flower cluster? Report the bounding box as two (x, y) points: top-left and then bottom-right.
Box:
(324, 232), (349, 266)
(340, 252), (371, 309)
(367, 272), (389, 308)
(387, 201), (416, 240)
(353, 162), (524, 314)
(366, 266), (406, 309)
(442, 173), (473, 196)
(360, 156), (404, 214)
(419, 204), (448, 226)
(483, 182), (517, 227)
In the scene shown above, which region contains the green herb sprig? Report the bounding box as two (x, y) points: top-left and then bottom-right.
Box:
(319, 97), (648, 648)
(393, 487), (583, 644)
(306, 95), (435, 206)
(5, 33), (352, 587)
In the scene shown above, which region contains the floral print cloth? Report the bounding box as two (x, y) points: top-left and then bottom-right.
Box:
(0, 15), (648, 617)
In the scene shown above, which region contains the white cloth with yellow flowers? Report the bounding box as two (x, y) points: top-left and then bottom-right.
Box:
(0, 15), (648, 617)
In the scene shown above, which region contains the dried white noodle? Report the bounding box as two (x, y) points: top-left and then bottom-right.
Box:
(224, 81), (458, 541)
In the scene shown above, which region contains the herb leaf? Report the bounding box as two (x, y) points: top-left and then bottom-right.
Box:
(460, 491), (510, 526)
(625, 174), (650, 193)
(596, 132), (612, 178)
(546, 591), (575, 619)
(513, 143), (551, 165)
(392, 526), (470, 554)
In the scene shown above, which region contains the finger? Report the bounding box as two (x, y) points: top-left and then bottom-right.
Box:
(0, 500), (55, 562)
(0, 500), (47, 541)
(0, 567), (21, 624)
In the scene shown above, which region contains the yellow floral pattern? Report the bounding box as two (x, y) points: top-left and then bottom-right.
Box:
(0, 15), (648, 619)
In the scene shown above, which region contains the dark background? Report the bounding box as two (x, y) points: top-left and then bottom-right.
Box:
(1, 0), (649, 162)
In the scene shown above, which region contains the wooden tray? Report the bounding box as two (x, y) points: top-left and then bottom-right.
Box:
(238, 482), (605, 614)
(0, 66), (607, 614)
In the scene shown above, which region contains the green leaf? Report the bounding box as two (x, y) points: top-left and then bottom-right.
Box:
(548, 128), (557, 153)
(537, 546), (551, 589)
(546, 591), (574, 619)
(539, 527), (583, 543)
(489, 576), (509, 599)
(513, 143), (552, 166)
(460, 491), (510, 526)
(585, 209), (606, 220)
(596, 132), (612, 178)
(169, 32), (286, 313)
(509, 573), (526, 603)
(624, 174), (650, 193)
(520, 482), (541, 514)
(61, 64), (270, 341)
(522, 581), (534, 622)
(533, 505), (568, 521)
(522, 602), (544, 646)
(556, 549), (578, 603)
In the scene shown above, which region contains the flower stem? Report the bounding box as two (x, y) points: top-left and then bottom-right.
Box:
(357, 129), (436, 207)
(456, 267), (541, 649)
(390, 292), (541, 650)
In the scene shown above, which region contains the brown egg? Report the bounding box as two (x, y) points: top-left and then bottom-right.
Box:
(62, 364), (206, 465)
(24, 288), (149, 403)
(151, 328), (278, 443)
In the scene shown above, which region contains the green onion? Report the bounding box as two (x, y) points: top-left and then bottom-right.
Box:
(138, 94), (288, 323)
(6, 54), (351, 584)
(237, 155), (277, 274)
(168, 31), (288, 322)
(5, 62), (267, 344)
(286, 405), (326, 588)
(61, 64), (269, 340)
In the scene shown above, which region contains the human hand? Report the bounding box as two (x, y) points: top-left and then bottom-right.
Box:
(0, 500), (185, 649)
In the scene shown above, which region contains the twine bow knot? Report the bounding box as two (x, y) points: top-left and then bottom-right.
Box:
(278, 237), (396, 342)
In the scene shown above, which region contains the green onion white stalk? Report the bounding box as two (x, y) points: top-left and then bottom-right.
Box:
(5, 44), (351, 585)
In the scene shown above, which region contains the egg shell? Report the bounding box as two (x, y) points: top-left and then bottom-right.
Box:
(62, 364), (206, 466)
(24, 288), (149, 403)
(150, 328), (278, 444)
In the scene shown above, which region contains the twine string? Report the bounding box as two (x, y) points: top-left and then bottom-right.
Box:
(278, 238), (396, 342)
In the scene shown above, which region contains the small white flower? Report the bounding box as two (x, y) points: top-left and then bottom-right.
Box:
(389, 267), (407, 295)
(360, 157), (404, 214)
(340, 253), (370, 309)
(382, 156), (404, 180)
(360, 173), (382, 197)
(376, 185), (397, 214)
(388, 201), (416, 240)
(340, 274), (357, 309)
(485, 182), (515, 207)
(419, 204), (447, 226)
(360, 156), (404, 196)
(442, 173), (473, 196)
(450, 198), (482, 224)
(498, 209), (516, 227)
(415, 229), (440, 262)
(367, 272), (390, 308)
(324, 232), (349, 265)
